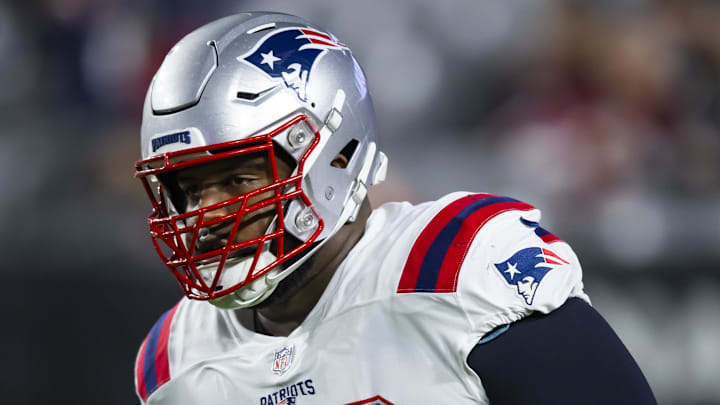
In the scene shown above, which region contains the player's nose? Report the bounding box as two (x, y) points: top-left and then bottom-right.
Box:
(197, 187), (233, 220)
(191, 187), (235, 252)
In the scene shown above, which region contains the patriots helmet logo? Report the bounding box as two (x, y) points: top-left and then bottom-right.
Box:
(494, 247), (569, 305)
(239, 27), (349, 101)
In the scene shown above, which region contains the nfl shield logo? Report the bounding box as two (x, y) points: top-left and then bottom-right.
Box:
(272, 345), (295, 375)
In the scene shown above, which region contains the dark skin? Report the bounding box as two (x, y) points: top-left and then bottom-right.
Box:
(174, 150), (371, 337)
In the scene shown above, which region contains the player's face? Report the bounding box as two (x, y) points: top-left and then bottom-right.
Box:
(171, 152), (293, 257)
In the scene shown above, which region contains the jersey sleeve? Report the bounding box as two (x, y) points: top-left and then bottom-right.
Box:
(454, 199), (589, 337)
(134, 302), (181, 404)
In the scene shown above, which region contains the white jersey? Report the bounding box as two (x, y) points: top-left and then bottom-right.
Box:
(134, 192), (589, 405)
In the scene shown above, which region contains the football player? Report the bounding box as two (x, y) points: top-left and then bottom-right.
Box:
(133, 12), (657, 405)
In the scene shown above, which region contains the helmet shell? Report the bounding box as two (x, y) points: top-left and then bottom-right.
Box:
(136, 12), (387, 307)
(141, 12), (379, 241)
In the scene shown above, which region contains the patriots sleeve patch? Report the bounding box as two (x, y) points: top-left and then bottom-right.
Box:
(494, 247), (569, 305)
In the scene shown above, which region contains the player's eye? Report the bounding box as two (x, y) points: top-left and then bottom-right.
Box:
(229, 175), (257, 187)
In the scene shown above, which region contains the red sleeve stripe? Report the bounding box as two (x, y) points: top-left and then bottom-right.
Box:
(153, 303), (179, 390)
(434, 201), (535, 292)
(135, 302), (181, 402)
(135, 337), (149, 402)
(397, 193), (493, 293)
(398, 194), (535, 293)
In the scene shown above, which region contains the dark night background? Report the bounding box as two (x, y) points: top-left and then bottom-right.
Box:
(2, 0), (720, 404)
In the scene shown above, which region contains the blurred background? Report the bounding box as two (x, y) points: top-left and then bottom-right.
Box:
(1, 0), (719, 403)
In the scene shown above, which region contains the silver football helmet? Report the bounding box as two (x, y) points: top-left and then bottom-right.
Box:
(135, 13), (387, 309)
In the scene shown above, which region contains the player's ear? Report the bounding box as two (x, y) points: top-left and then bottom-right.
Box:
(330, 153), (349, 169)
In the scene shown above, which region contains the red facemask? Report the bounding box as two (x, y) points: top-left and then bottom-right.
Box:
(135, 114), (324, 300)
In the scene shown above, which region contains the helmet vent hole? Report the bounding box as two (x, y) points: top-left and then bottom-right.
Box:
(335, 139), (359, 169)
(236, 91), (260, 100)
(236, 85), (277, 101)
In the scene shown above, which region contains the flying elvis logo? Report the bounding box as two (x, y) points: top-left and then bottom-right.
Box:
(239, 27), (349, 101)
(494, 247), (569, 305)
